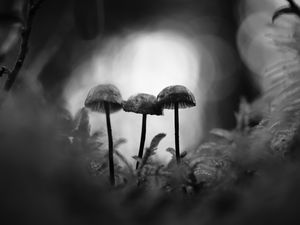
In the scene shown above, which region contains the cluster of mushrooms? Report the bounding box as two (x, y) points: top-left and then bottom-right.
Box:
(84, 84), (196, 185)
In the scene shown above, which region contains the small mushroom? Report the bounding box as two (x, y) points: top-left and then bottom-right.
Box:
(157, 85), (196, 164)
(123, 93), (162, 169)
(85, 84), (122, 185)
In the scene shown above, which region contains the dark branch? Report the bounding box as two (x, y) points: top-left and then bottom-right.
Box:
(273, 0), (300, 23)
(273, 7), (297, 22)
(287, 0), (299, 9)
(3, 0), (45, 91)
(0, 67), (11, 77)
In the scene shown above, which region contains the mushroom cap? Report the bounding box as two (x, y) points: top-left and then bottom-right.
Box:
(84, 84), (123, 113)
(123, 93), (163, 115)
(157, 85), (196, 109)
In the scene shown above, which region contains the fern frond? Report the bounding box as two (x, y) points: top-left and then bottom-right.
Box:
(138, 133), (166, 170)
(258, 14), (300, 156)
(114, 149), (134, 175)
(113, 138), (127, 149)
(134, 133), (167, 187)
(149, 133), (167, 150)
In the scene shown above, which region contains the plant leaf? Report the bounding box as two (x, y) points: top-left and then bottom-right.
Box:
(138, 133), (166, 173)
(166, 147), (175, 156)
(149, 133), (166, 150)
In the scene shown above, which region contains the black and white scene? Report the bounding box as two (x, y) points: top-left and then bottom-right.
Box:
(1, 0), (300, 224)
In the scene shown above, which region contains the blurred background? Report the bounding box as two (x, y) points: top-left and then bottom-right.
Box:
(0, 0), (290, 162)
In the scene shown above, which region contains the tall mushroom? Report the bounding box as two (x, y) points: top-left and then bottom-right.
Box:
(123, 93), (163, 169)
(84, 84), (122, 185)
(157, 85), (196, 164)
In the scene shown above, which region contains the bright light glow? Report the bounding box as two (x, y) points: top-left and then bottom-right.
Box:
(108, 31), (200, 98)
(64, 30), (203, 163)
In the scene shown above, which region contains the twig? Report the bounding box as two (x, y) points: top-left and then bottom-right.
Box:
(3, 0), (45, 91)
(0, 67), (11, 77)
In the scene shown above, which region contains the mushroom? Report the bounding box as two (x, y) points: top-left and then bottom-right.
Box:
(157, 85), (196, 164)
(85, 84), (122, 185)
(123, 93), (163, 169)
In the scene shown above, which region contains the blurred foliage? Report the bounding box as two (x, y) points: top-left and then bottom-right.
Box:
(2, 75), (300, 224)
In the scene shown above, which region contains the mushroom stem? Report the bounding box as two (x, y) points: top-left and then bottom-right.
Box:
(104, 102), (115, 186)
(136, 114), (147, 169)
(174, 102), (180, 164)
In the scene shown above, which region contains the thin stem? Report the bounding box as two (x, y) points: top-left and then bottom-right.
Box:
(136, 114), (147, 169)
(105, 102), (115, 186)
(174, 102), (180, 164)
